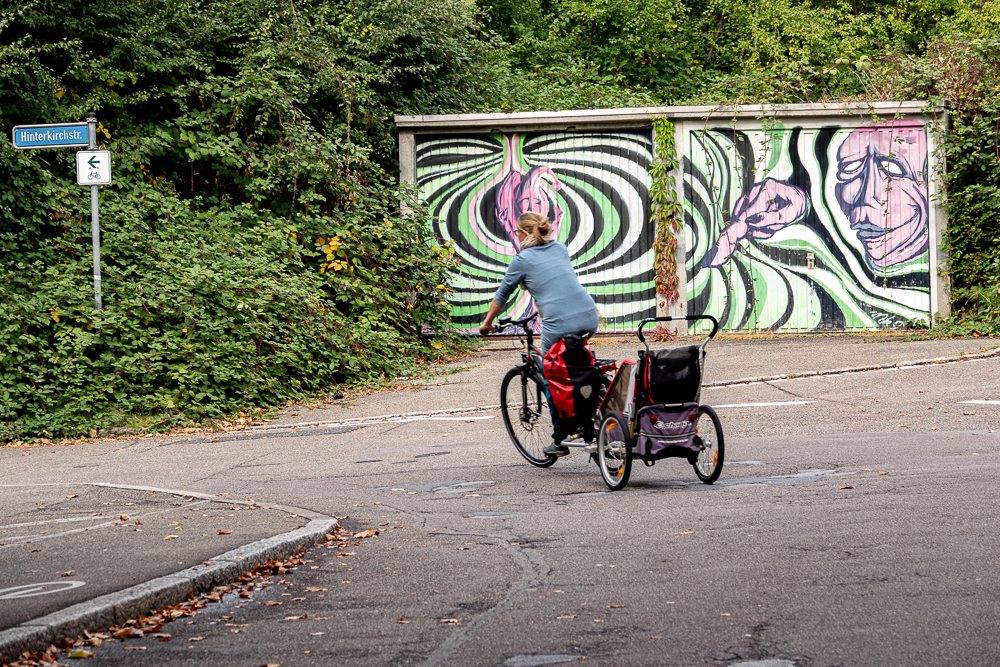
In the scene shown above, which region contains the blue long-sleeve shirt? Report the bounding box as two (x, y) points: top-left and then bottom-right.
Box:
(493, 241), (599, 354)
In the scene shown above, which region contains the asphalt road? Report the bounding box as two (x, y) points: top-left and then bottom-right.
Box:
(4, 340), (998, 666)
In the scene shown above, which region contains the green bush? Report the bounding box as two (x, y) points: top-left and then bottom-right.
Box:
(0, 180), (459, 440)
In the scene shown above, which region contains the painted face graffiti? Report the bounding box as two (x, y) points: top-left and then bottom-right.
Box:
(835, 124), (929, 269)
(685, 123), (932, 332)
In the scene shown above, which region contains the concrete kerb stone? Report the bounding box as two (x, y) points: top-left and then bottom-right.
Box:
(704, 346), (1000, 389)
(0, 517), (338, 662)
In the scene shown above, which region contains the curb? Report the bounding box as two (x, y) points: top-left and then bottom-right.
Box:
(0, 517), (338, 662)
(703, 345), (1000, 388)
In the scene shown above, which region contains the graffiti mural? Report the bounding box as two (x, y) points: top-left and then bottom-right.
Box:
(684, 120), (932, 332)
(416, 131), (656, 332)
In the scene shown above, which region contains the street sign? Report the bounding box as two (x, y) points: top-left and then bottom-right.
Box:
(76, 150), (112, 186)
(12, 123), (90, 150)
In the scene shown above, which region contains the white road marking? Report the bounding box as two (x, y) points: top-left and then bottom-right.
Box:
(712, 401), (814, 409)
(0, 516), (111, 530)
(959, 400), (1000, 404)
(0, 581), (87, 600)
(264, 413), (497, 430)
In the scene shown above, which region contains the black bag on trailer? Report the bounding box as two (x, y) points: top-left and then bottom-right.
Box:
(642, 344), (703, 405)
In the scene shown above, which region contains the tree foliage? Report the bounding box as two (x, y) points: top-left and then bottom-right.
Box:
(2, 0), (999, 439)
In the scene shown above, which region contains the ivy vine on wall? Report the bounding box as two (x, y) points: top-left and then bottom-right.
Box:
(650, 116), (684, 305)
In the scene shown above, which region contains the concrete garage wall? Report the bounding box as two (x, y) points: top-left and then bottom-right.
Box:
(396, 102), (948, 333)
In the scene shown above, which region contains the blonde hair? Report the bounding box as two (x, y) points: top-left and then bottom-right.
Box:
(516, 212), (553, 249)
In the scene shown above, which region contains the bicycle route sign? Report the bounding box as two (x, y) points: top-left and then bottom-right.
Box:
(76, 150), (112, 186)
(11, 122), (90, 149)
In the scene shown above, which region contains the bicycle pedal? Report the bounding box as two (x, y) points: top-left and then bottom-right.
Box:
(583, 443), (598, 454)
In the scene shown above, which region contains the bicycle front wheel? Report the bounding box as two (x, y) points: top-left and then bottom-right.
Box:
(693, 405), (724, 484)
(500, 368), (557, 468)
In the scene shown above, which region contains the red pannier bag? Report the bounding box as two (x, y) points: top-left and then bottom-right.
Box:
(543, 334), (602, 420)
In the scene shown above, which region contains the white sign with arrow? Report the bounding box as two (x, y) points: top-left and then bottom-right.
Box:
(75, 150), (112, 185)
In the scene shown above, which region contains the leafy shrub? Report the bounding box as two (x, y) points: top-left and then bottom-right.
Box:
(0, 180), (459, 440)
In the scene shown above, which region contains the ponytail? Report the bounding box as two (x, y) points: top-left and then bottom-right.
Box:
(516, 212), (553, 249)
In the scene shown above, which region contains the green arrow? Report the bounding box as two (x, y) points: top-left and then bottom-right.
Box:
(87, 156), (100, 168)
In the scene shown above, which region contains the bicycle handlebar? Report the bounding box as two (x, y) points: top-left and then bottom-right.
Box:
(637, 315), (719, 343)
(491, 312), (538, 334)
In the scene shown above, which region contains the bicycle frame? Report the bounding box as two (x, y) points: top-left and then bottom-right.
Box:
(495, 313), (545, 380)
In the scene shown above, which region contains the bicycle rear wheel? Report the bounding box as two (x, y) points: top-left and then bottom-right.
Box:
(692, 405), (724, 484)
(500, 368), (557, 467)
(597, 410), (632, 490)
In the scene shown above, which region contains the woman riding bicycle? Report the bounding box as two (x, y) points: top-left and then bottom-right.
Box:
(480, 212), (599, 458)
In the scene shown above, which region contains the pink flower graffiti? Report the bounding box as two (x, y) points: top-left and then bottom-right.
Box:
(495, 165), (564, 250)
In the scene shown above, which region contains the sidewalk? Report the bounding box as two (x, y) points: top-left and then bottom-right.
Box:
(269, 334), (1000, 426)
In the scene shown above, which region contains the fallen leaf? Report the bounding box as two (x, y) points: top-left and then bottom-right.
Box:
(67, 649), (94, 658)
(123, 646), (146, 651)
(390, 488), (405, 491)
(189, 637), (206, 642)
(608, 605), (625, 608)
(155, 634), (171, 642)
(310, 632), (325, 636)
(66, 494), (79, 499)
(465, 494), (480, 498)
(439, 618), (461, 624)
(264, 601), (282, 606)
(60, 570), (75, 577)
(406, 491), (419, 495)
(304, 587), (327, 592)
(878, 471), (888, 475)
(164, 535), (179, 540)
(354, 529), (379, 538)
(89, 512), (104, 516)
(379, 522), (389, 527)
(456, 547), (468, 550)
(284, 615), (307, 620)
(218, 530), (233, 535)
(673, 531), (695, 536)
(721, 613), (731, 616)
(120, 514), (130, 521)
(839, 486), (854, 490)
(557, 615), (577, 620)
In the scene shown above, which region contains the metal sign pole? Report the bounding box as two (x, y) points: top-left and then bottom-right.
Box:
(87, 112), (102, 311)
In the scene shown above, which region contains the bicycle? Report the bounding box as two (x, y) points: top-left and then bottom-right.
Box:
(492, 313), (616, 468)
